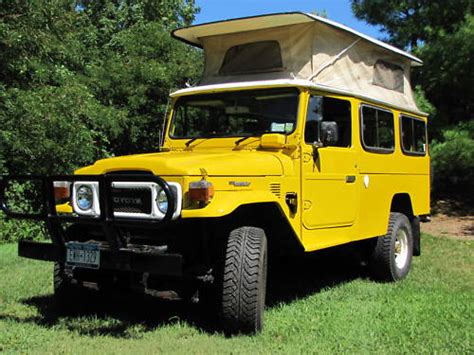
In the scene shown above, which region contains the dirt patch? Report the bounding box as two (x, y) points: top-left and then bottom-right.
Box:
(421, 214), (474, 240)
(421, 199), (474, 240)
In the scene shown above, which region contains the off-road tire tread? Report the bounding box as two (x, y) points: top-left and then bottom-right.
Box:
(221, 226), (267, 334)
(370, 212), (413, 281)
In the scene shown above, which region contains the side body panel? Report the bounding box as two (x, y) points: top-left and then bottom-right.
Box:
(300, 92), (429, 252)
(356, 100), (430, 240)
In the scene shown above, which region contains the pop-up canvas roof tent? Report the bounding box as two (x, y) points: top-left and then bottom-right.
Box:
(172, 12), (424, 114)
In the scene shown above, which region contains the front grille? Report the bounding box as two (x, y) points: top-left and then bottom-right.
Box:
(269, 183), (281, 198)
(111, 187), (152, 214)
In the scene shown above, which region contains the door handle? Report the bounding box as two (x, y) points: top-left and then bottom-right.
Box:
(345, 175), (356, 183)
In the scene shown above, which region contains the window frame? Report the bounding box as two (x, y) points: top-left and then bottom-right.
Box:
(399, 114), (428, 157)
(168, 87), (301, 140)
(359, 103), (395, 154)
(304, 93), (353, 148)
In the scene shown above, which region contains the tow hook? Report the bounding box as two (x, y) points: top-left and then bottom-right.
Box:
(196, 268), (214, 284)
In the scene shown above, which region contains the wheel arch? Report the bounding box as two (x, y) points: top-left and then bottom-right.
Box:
(390, 193), (420, 256)
(390, 193), (414, 218)
(214, 202), (304, 255)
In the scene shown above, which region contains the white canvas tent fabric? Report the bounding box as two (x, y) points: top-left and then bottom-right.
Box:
(172, 13), (423, 113)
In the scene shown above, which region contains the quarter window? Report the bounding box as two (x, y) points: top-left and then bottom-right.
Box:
(401, 115), (427, 155)
(361, 106), (395, 151)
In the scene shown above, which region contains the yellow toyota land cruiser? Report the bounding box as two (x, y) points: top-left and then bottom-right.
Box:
(0, 13), (430, 334)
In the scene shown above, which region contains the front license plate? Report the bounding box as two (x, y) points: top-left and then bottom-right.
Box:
(66, 242), (100, 269)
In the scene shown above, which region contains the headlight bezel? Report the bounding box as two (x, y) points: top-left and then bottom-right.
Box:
(71, 181), (101, 217)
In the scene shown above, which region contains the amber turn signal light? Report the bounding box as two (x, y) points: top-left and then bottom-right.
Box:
(189, 180), (214, 203)
(53, 181), (71, 203)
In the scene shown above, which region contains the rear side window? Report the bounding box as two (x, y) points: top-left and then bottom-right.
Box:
(373, 60), (404, 93)
(401, 115), (427, 155)
(219, 41), (284, 75)
(361, 105), (395, 152)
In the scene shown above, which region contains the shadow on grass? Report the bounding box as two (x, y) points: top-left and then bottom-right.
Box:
(5, 244), (368, 337)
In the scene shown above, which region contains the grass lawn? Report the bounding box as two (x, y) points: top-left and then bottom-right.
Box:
(0, 234), (472, 353)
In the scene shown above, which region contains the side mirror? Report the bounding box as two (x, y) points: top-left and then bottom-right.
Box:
(320, 121), (339, 146)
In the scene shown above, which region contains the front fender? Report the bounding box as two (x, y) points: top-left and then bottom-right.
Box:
(181, 190), (280, 218)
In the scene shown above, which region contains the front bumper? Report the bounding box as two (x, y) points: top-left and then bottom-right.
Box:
(1, 174), (183, 276)
(19, 240), (183, 276)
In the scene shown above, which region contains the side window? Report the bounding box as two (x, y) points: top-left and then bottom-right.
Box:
(305, 96), (351, 147)
(361, 105), (395, 152)
(219, 41), (283, 75)
(401, 115), (427, 155)
(373, 60), (404, 93)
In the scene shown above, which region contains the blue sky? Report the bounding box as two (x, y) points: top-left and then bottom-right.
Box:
(194, 0), (384, 40)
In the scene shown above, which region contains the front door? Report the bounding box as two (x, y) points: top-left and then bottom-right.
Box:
(301, 95), (358, 230)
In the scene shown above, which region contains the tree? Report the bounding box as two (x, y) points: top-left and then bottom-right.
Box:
(352, 1), (474, 199)
(0, 0), (202, 175)
(351, 0), (473, 131)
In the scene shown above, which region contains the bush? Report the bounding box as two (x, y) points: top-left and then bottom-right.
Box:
(430, 121), (474, 201)
(0, 181), (46, 244)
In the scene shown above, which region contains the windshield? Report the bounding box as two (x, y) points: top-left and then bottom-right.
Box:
(169, 88), (299, 139)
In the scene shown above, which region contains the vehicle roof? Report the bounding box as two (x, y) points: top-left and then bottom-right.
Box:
(170, 79), (427, 117)
(172, 12), (422, 66)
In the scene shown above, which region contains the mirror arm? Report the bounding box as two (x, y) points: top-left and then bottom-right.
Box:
(312, 141), (324, 161)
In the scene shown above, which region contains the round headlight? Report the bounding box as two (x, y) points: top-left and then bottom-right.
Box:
(156, 189), (168, 213)
(76, 185), (93, 211)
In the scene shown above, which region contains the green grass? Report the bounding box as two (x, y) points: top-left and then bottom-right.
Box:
(0, 234), (472, 353)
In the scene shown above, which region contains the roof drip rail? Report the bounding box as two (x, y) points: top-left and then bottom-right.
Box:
(307, 38), (361, 82)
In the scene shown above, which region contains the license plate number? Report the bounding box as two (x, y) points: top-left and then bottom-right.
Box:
(66, 242), (100, 269)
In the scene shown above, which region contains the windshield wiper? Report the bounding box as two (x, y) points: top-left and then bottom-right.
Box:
(185, 133), (219, 147)
(185, 137), (199, 147)
(235, 136), (252, 145)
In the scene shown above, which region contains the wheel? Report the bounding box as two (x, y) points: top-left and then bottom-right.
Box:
(369, 212), (413, 281)
(221, 226), (268, 334)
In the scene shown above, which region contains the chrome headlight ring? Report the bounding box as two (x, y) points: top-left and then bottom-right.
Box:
(72, 182), (100, 216)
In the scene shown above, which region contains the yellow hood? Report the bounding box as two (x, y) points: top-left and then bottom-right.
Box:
(76, 150), (292, 176)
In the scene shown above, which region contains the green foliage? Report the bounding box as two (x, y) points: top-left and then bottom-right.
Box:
(1, 83), (125, 175)
(351, 0), (472, 48)
(0, 181), (46, 243)
(0, 0), (201, 176)
(0, 0), (201, 242)
(413, 85), (435, 117)
(87, 21), (202, 154)
(415, 14), (474, 132)
(351, 1), (473, 128)
(430, 122), (474, 200)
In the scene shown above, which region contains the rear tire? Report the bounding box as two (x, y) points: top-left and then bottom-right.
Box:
(221, 226), (268, 334)
(369, 212), (413, 281)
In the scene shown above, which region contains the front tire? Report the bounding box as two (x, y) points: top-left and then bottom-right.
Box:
(221, 226), (268, 334)
(53, 263), (84, 314)
(369, 212), (413, 281)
